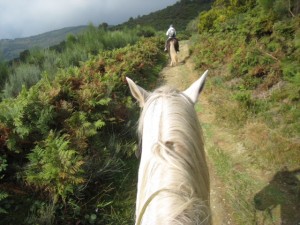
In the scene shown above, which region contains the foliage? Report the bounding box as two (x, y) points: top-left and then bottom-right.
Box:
(25, 131), (85, 203)
(193, 1), (299, 224)
(0, 156), (8, 214)
(114, 0), (212, 32)
(258, 0), (300, 18)
(0, 60), (8, 92)
(25, 201), (56, 225)
(1, 24), (147, 99)
(3, 64), (41, 98)
(0, 36), (165, 224)
(198, 0), (256, 32)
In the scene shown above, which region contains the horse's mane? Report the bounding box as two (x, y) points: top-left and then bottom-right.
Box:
(136, 86), (210, 225)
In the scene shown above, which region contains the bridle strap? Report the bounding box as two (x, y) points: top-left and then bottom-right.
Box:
(136, 188), (184, 225)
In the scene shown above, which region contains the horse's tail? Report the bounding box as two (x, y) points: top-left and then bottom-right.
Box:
(169, 40), (178, 66)
(174, 38), (179, 52)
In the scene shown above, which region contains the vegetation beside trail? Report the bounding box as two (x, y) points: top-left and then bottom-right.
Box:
(0, 36), (166, 224)
(192, 0), (300, 224)
(0, 25), (157, 99)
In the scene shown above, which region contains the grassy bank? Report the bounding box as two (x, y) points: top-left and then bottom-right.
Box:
(191, 1), (299, 224)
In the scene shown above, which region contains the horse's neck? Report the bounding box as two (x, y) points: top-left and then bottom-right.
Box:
(136, 99), (162, 219)
(136, 96), (211, 225)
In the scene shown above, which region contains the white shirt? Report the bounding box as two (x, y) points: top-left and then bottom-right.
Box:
(166, 27), (176, 38)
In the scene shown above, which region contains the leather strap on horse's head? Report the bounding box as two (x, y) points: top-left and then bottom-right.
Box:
(136, 188), (184, 225)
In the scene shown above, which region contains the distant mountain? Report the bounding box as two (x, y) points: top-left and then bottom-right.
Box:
(0, 26), (87, 61)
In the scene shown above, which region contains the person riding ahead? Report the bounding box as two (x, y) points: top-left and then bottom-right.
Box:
(164, 24), (177, 51)
(167, 24), (176, 38)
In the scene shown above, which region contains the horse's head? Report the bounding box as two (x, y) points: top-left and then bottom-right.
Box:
(127, 70), (208, 158)
(126, 69), (208, 108)
(254, 169), (300, 211)
(126, 71), (211, 225)
(254, 183), (280, 211)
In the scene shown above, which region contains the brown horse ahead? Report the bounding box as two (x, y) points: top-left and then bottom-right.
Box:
(167, 37), (179, 52)
(167, 38), (179, 66)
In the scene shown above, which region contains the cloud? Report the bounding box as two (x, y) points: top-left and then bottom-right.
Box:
(0, 0), (178, 39)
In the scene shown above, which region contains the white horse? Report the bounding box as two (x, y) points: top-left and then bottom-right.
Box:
(127, 70), (211, 225)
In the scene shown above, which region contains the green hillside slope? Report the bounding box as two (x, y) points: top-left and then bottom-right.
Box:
(0, 26), (87, 61)
(114, 0), (212, 31)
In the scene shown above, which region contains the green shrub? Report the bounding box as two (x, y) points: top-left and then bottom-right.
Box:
(136, 25), (156, 37)
(3, 64), (41, 98)
(0, 155), (8, 214)
(1, 25), (146, 98)
(257, 0), (274, 11)
(0, 36), (165, 223)
(0, 60), (8, 91)
(198, 9), (219, 32)
(258, 0), (298, 18)
(25, 131), (84, 203)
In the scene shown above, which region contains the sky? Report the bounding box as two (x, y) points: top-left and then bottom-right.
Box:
(0, 0), (179, 40)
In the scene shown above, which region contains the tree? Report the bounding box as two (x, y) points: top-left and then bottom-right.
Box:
(19, 49), (30, 62)
(258, 0), (298, 18)
(99, 22), (108, 30)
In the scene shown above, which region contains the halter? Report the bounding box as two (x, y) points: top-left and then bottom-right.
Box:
(136, 188), (186, 225)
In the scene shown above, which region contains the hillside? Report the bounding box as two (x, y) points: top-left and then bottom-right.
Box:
(0, 26), (87, 61)
(113, 0), (212, 31)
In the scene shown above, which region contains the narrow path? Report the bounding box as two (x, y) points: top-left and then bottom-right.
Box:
(159, 40), (233, 225)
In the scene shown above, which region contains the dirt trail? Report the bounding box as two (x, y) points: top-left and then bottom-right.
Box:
(160, 40), (234, 225)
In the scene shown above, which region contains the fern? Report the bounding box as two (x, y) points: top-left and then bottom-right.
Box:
(25, 131), (84, 203)
(0, 192), (8, 214)
(0, 156), (8, 214)
(0, 35), (164, 223)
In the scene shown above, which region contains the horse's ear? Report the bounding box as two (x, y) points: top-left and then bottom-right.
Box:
(126, 77), (149, 107)
(183, 70), (208, 104)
